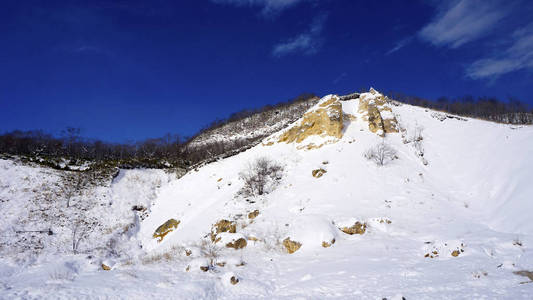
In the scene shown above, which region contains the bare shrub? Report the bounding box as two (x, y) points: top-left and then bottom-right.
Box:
(239, 157), (283, 196)
(49, 269), (76, 281)
(412, 125), (424, 156)
(364, 141), (398, 166)
(62, 171), (90, 208)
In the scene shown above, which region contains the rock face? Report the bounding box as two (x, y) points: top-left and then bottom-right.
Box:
(358, 88), (399, 137)
(153, 219), (180, 242)
(340, 222), (367, 235)
(283, 237), (302, 254)
(271, 95), (343, 149)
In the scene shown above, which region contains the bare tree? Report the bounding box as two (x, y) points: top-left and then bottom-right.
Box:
(71, 220), (90, 254)
(364, 141), (398, 166)
(239, 157), (283, 196)
(62, 172), (89, 208)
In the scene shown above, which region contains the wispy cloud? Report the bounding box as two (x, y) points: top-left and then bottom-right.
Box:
(466, 23), (533, 78)
(211, 0), (309, 17)
(386, 36), (413, 55)
(332, 72), (347, 84)
(272, 14), (327, 57)
(419, 0), (509, 48)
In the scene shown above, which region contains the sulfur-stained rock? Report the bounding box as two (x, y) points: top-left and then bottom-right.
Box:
(278, 96), (343, 146)
(213, 219), (237, 234)
(340, 222), (367, 235)
(248, 210), (260, 219)
(322, 238), (336, 248)
(283, 237), (302, 254)
(226, 238), (247, 250)
(312, 168), (327, 178)
(358, 88), (399, 137)
(153, 219), (180, 242)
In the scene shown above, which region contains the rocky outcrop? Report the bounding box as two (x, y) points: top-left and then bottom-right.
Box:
(358, 88), (399, 137)
(265, 95), (344, 150)
(153, 219), (180, 242)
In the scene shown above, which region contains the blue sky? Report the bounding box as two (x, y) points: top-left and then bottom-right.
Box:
(1, 0), (532, 142)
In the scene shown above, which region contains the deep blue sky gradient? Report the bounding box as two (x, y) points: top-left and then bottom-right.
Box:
(1, 0), (532, 141)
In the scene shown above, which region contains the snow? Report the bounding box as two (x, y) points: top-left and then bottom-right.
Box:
(1, 91), (533, 298)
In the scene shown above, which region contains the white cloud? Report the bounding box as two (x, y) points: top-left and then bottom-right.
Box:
(211, 0), (308, 16)
(386, 37), (413, 55)
(419, 0), (509, 48)
(272, 14), (327, 57)
(466, 23), (533, 78)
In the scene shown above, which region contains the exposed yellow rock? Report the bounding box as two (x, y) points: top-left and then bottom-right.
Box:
(101, 263), (111, 271)
(340, 222), (367, 235)
(451, 250), (460, 257)
(358, 89), (399, 137)
(153, 219), (180, 242)
(514, 270), (533, 282)
(248, 210), (260, 219)
(283, 237), (302, 254)
(230, 276), (239, 285)
(217, 178), (223, 182)
(278, 96), (343, 145)
(211, 219), (237, 242)
(322, 238), (336, 248)
(344, 113), (357, 121)
(213, 219), (236, 234)
(312, 168), (327, 178)
(226, 238), (247, 250)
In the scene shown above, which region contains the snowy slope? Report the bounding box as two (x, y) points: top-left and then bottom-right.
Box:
(1, 90), (533, 299)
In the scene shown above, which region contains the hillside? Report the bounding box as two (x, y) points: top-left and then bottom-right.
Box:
(1, 89), (533, 299)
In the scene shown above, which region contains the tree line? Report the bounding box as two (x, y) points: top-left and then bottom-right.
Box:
(0, 93), (318, 169)
(1, 92), (531, 169)
(389, 92), (533, 125)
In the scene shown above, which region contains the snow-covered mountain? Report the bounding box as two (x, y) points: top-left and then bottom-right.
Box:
(1, 89), (533, 299)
